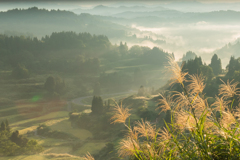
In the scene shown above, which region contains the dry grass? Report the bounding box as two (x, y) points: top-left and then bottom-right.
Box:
(111, 102), (131, 124)
(134, 119), (156, 140)
(187, 74), (205, 94)
(219, 79), (240, 100)
(156, 93), (173, 113)
(118, 137), (140, 157)
(211, 96), (228, 111)
(82, 152), (95, 160)
(165, 55), (188, 85)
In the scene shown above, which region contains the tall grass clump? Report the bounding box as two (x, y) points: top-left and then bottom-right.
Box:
(108, 55), (240, 160)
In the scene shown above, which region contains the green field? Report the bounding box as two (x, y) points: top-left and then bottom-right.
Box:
(0, 91), (135, 159)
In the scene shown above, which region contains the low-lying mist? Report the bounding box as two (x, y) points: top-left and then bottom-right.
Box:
(130, 22), (240, 67)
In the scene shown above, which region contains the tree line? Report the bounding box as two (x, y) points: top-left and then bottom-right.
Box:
(0, 120), (43, 156)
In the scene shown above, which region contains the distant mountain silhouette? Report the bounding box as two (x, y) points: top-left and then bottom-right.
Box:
(0, 7), (135, 38)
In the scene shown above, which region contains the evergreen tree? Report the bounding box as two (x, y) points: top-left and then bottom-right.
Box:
(44, 76), (65, 94)
(91, 96), (104, 114)
(5, 119), (10, 132)
(0, 121), (6, 131)
(226, 56), (240, 78)
(44, 76), (56, 92)
(119, 41), (128, 55)
(209, 54), (222, 75)
(182, 56), (203, 75)
(200, 65), (214, 83)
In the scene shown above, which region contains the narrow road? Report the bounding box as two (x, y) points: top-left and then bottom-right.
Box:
(71, 90), (137, 106)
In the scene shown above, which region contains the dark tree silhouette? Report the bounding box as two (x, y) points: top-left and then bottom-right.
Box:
(209, 54), (222, 75)
(91, 96), (104, 114)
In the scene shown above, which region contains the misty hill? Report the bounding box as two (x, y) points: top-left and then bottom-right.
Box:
(0, 7), (135, 38)
(112, 10), (183, 19)
(71, 5), (167, 16)
(99, 10), (240, 27)
(214, 41), (240, 63)
(162, 1), (240, 12)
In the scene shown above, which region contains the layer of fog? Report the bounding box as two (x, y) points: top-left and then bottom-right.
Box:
(129, 22), (240, 67)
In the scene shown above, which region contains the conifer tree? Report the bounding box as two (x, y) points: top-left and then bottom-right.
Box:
(5, 119), (10, 132)
(91, 96), (104, 114)
(209, 54), (222, 75)
(0, 121), (6, 131)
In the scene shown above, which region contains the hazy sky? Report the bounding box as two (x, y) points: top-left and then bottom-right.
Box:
(0, 0), (240, 2)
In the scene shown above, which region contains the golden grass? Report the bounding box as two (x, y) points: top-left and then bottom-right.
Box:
(156, 93), (172, 113)
(134, 119), (156, 140)
(219, 79), (240, 100)
(82, 152), (95, 160)
(187, 74), (205, 94)
(165, 55), (188, 85)
(111, 103), (131, 124)
(118, 137), (139, 157)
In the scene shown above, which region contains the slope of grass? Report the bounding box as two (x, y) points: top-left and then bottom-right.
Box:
(73, 142), (106, 156)
(50, 119), (92, 140)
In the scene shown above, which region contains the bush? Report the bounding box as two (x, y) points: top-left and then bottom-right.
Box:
(11, 64), (29, 79)
(136, 106), (158, 121)
(37, 124), (76, 140)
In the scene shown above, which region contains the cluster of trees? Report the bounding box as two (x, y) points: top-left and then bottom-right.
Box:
(104, 44), (170, 66)
(44, 76), (66, 93)
(182, 55), (214, 83)
(0, 32), (110, 53)
(174, 52), (240, 98)
(0, 120), (43, 156)
(168, 53), (223, 97)
(226, 56), (240, 78)
(0, 32), (108, 76)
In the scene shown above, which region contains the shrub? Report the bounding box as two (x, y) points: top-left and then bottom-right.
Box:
(11, 64), (29, 79)
(37, 124), (76, 140)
